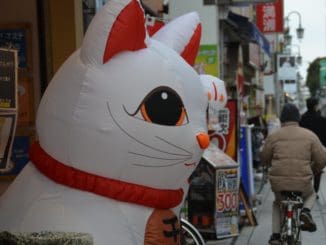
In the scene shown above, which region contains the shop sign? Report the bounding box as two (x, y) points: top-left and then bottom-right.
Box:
(0, 25), (29, 69)
(256, 0), (283, 33)
(0, 48), (18, 110)
(249, 43), (260, 69)
(277, 54), (296, 80)
(194, 45), (218, 77)
(239, 125), (255, 201)
(215, 166), (240, 238)
(210, 99), (238, 161)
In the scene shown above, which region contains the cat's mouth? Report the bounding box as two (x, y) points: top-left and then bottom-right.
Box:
(184, 162), (197, 167)
(131, 160), (196, 168)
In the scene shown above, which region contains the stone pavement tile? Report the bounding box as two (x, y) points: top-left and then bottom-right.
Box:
(233, 184), (273, 245)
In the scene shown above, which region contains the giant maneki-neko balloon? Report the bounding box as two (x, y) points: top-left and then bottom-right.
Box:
(0, 0), (227, 244)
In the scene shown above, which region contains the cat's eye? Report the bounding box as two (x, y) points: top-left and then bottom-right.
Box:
(139, 86), (188, 126)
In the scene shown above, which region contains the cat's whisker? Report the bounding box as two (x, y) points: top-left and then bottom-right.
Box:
(128, 151), (191, 161)
(155, 136), (192, 155)
(132, 158), (190, 168)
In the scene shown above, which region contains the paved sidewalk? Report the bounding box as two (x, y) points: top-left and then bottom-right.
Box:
(207, 171), (326, 245)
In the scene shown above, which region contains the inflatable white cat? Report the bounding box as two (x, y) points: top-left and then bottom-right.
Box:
(0, 0), (227, 244)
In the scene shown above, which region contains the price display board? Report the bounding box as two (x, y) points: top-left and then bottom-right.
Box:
(215, 167), (240, 239)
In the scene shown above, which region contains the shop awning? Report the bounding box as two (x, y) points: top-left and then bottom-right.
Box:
(226, 11), (270, 56)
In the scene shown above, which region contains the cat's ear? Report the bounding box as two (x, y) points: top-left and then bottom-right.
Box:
(200, 74), (227, 109)
(152, 12), (201, 66)
(80, 0), (147, 65)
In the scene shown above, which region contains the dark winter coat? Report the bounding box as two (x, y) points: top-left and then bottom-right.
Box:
(300, 110), (326, 146)
(260, 122), (326, 193)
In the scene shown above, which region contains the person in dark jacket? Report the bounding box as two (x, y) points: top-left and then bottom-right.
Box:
(300, 98), (326, 198)
(261, 103), (326, 245)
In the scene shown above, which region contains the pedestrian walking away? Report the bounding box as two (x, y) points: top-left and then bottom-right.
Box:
(300, 97), (326, 198)
(260, 103), (326, 245)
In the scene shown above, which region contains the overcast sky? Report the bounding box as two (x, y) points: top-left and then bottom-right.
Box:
(284, 0), (326, 81)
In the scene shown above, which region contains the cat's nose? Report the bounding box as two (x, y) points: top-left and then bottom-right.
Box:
(196, 132), (210, 149)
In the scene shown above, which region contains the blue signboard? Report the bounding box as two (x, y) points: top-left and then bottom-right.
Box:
(239, 125), (255, 203)
(0, 27), (28, 69)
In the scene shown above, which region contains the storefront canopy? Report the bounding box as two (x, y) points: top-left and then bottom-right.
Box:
(226, 11), (270, 56)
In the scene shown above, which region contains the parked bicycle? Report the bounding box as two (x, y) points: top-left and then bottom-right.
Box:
(279, 191), (303, 245)
(251, 125), (268, 195)
(180, 218), (205, 245)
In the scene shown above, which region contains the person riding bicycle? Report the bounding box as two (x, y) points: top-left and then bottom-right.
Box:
(260, 103), (326, 245)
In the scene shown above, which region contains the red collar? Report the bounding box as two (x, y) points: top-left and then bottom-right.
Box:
(29, 142), (184, 209)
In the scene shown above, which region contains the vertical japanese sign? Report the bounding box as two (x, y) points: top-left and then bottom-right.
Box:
(210, 100), (238, 161)
(256, 0), (284, 33)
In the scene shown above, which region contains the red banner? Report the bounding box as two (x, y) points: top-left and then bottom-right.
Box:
(209, 100), (238, 161)
(256, 0), (283, 33)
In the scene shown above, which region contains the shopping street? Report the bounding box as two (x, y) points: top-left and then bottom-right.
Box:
(1, 1), (326, 244)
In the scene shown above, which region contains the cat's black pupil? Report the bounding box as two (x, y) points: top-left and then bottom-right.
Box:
(144, 90), (183, 125)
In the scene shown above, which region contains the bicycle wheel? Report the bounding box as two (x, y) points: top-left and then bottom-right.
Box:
(280, 217), (291, 245)
(292, 209), (302, 245)
(180, 218), (205, 245)
(286, 235), (295, 245)
(280, 217), (301, 245)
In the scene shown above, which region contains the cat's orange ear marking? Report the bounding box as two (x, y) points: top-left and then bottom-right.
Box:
(207, 92), (212, 101)
(212, 81), (217, 101)
(219, 94), (224, 102)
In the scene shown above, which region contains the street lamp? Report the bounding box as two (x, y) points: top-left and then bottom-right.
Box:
(290, 44), (302, 65)
(285, 11), (304, 40)
(283, 43), (302, 65)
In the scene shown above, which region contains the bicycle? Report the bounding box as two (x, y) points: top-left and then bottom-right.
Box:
(180, 218), (205, 245)
(279, 191), (303, 245)
(251, 125), (268, 195)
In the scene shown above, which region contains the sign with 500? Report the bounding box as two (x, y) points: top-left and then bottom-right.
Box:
(215, 167), (240, 238)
